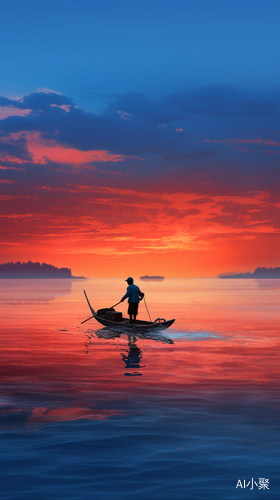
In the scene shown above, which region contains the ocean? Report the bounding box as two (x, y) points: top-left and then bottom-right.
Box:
(1, 278), (280, 499)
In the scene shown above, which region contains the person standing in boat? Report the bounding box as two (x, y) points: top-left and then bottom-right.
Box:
(121, 277), (144, 324)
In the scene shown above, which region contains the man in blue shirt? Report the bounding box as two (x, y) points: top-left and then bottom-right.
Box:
(121, 277), (144, 323)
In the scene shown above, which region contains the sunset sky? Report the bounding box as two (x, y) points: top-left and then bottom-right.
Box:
(0, 0), (280, 277)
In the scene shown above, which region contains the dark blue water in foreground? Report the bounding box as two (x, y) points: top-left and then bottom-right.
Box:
(1, 279), (280, 499)
(2, 387), (280, 499)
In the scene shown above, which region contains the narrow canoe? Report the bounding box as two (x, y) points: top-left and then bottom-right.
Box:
(84, 291), (175, 330)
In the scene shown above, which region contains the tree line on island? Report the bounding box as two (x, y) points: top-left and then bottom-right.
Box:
(1, 262), (279, 279)
(0, 261), (85, 279)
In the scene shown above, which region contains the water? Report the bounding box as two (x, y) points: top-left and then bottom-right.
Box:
(1, 278), (280, 499)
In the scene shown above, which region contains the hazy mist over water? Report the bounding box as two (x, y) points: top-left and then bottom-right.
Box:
(1, 279), (280, 499)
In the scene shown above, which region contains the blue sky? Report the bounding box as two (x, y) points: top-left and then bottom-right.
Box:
(1, 0), (280, 112)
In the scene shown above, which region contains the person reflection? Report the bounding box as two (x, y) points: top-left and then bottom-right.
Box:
(121, 334), (145, 373)
(94, 328), (173, 376)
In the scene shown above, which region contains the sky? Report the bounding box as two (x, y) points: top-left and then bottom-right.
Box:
(0, 0), (280, 278)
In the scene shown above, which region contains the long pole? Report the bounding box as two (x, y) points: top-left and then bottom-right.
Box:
(81, 315), (94, 324)
(144, 297), (152, 322)
(110, 301), (122, 309)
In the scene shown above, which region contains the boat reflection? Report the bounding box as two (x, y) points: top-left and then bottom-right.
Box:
(93, 327), (174, 376)
(94, 327), (174, 344)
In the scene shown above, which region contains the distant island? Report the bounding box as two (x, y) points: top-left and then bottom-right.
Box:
(0, 261), (86, 279)
(140, 275), (164, 281)
(219, 266), (280, 279)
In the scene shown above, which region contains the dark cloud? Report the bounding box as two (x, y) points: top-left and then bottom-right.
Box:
(21, 92), (74, 111)
(0, 136), (33, 161)
(107, 92), (188, 124)
(0, 96), (26, 109)
(0, 91), (217, 160)
(1, 151), (279, 199)
(0, 87), (279, 170)
(0, 92), (74, 111)
(165, 86), (280, 117)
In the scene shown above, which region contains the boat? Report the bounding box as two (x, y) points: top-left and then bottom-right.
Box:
(140, 275), (164, 281)
(83, 291), (175, 330)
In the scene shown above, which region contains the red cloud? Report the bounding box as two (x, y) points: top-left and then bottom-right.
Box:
(0, 132), (141, 165)
(26, 132), (130, 164)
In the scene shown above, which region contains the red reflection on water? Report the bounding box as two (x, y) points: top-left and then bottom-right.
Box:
(1, 279), (280, 425)
(1, 406), (124, 423)
(29, 407), (124, 422)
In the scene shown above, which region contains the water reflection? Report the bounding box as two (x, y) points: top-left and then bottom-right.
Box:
(2, 279), (280, 499)
(255, 279), (280, 290)
(121, 334), (145, 375)
(94, 327), (174, 344)
(0, 278), (74, 305)
(87, 327), (174, 376)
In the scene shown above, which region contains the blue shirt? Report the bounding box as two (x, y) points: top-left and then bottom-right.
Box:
(122, 284), (143, 303)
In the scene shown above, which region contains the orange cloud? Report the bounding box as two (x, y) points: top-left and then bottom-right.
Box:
(1, 184), (279, 277)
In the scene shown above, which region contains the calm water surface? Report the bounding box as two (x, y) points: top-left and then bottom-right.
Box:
(1, 278), (280, 499)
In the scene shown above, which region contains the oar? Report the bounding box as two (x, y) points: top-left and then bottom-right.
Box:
(81, 315), (95, 324)
(110, 300), (122, 309)
(81, 300), (122, 324)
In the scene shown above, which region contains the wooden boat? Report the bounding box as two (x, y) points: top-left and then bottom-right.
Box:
(84, 291), (175, 330)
